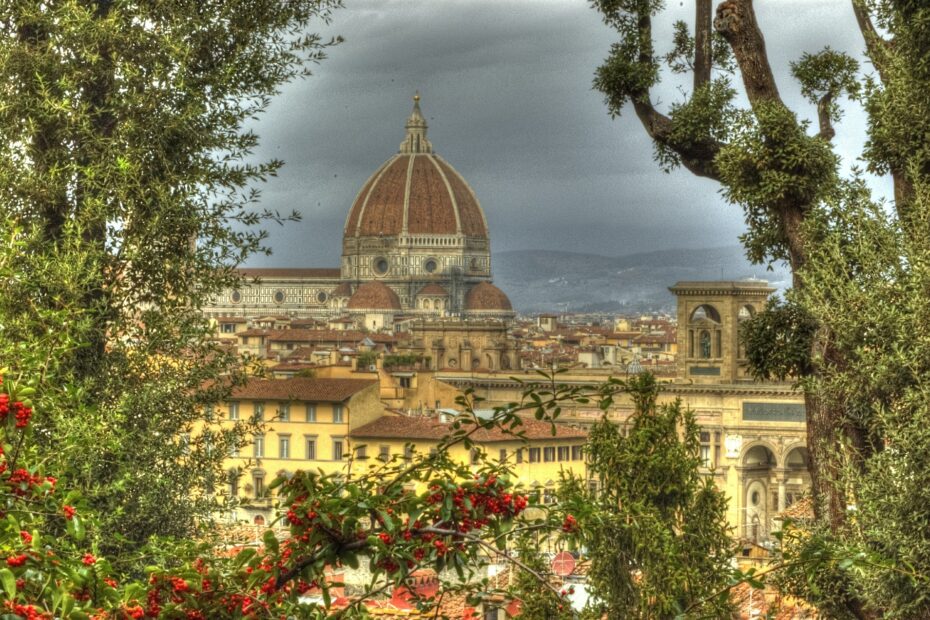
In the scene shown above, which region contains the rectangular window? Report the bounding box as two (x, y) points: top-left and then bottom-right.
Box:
(222, 323), (235, 334)
(228, 442), (239, 458)
(543, 488), (555, 505)
(470, 448), (481, 465)
(499, 449), (507, 463)
(557, 446), (570, 462)
(404, 444), (414, 460)
(516, 448), (524, 464)
(332, 439), (344, 461)
(279, 403), (290, 422)
(379, 445), (390, 462)
(332, 405), (344, 424)
(355, 445), (367, 459)
(529, 448), (540, 463)
(253, 475), (264, 498)
(543, 447), (555, 463)
(228, 402), (239, 421)
(714, 432), (722, 467)
(399, 376), (412, 389)
(228, 470), (238, 497)
(253, 434), (264, 458)
(305, 437), (317, 460)
(571, 445), (583, 461)
(306, 404), (317, 422)
(279, 435), (290, 459)
(252, 402), (264, 422)
(699, 431), (711, 467)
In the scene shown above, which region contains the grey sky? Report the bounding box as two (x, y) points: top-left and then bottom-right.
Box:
(244, 0), (889, 268)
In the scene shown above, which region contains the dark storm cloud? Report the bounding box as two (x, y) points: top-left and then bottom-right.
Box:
(243, 0), (889, 268)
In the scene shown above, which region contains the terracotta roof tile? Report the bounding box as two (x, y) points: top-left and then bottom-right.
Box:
(434, 157), (487, 237)
(344, 152), (489, 240)
(350, 413), (587, 443)
(231, 377), (376, 402)
(465, 282), (513, 311)
(358, 156), (408, 236)
(417, 283), (449, 296)
(332, 282), (353, 297)
(347, 281), (402, 310)
(266, 329), (397, 344)
(238, 268), (340, 278)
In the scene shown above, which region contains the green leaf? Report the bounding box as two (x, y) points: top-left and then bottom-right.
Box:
(67, 516), (86, 542)
(0, 568), (15, 600)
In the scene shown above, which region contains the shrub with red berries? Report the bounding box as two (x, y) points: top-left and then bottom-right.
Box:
(0, 370), (570, 618)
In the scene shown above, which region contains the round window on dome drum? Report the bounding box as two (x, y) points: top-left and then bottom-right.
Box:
(316, 291), (328, 304)
(230, 290), (242, 303)
(424, 258), (438, 273)
(374, 257), (389, 275)
(274, 290), (285, 304)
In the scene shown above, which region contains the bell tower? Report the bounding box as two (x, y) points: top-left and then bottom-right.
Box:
(668, 280), (774, 383)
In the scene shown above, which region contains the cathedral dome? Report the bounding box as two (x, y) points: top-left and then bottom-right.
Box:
(347, 281), (402, 311)
(465, 282), (513, 311)
(343, 95), (489, 240)
(331, 282), (353, 298)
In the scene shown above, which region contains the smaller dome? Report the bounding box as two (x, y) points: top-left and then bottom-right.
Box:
(417, 283), (449, 297)
(347, 281), (402, 311)
(332, 282), (353, 298)
(465, 282), (512, 311)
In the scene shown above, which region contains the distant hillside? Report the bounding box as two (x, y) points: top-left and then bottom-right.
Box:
(492, 246), (789, 313)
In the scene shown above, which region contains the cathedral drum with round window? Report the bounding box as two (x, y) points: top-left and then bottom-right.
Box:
(273, 290), (285, 304)
(373, 257), (389, 276)
(230, 290), (242, 304)
(423, 258), (438, 274)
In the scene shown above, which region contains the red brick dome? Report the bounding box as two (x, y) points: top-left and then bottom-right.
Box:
(347, 281), (402, 311)
(464, 282), (512, 311)
(331, 282), (353, 298)
(343, 97), (488, 240)
(417, 283), (449, 296)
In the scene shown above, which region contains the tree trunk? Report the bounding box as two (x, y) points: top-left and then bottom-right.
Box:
(694, 0), (712, 90)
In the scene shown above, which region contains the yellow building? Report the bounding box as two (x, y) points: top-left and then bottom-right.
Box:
(216, 376), (587, 524)
(433, 281), (810, 543)
(218, 377), (381, 523)
(348, 412), (587, 499)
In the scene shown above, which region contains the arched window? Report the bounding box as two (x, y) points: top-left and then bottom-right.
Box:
(699, 330), (712, 358)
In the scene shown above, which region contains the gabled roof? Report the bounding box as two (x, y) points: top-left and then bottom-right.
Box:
(231, 378), (377, 402)
(238, 268), (341, 279)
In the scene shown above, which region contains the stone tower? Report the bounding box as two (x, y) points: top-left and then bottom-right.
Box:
(668, 280), (775, 383)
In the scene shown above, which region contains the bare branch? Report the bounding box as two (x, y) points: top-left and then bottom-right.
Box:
(694, 0), (713, 90)
(714, 0), (783, 108)
(817, 92), (836, 141)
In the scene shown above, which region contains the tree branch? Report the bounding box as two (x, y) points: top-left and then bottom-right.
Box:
(714, 0), (783, 108)
(817, 92), (835, 140)
(850, 0), (891, 82)
(631, 10), (722, 181)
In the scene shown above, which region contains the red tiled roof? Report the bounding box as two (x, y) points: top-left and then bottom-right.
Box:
(344, 154), (488, 239)
(347, 281), (402, 310)
(231, 377), (376, 402)
(350, 413), (587, 443)
(464, 282), (512, 311)
(265, 329), (397, 344)
(332, 282), (353, 297)
(417, 283), (449, 296)
(238, 268), (341, 279)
